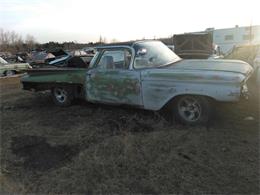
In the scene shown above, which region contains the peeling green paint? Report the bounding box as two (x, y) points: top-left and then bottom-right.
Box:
(86, 69), (142, 106)
(21, 68), (86, 84)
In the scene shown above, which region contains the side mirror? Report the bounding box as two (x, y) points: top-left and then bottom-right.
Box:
(137, 48), (147, 56)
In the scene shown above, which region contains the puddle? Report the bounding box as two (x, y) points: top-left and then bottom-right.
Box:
(11, 135), (79, 171)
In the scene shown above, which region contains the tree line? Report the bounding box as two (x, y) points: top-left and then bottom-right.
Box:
(0, 29), (112, 54)
(0, 28), (173, 54)
(0, 28), (37, 53)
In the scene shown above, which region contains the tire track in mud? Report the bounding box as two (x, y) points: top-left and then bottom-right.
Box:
(11, 135), (80, 171)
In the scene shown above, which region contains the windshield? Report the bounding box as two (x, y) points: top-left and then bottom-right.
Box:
(133, 41), (181, 69)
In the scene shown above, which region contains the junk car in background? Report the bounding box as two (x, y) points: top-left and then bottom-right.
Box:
(225, 44), (260, 85)
(0, 57), (32, 77)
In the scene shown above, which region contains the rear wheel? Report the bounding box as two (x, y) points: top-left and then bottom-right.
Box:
(51, 86), (73, 107)
(172, 95), (213, 125)
(5, 70), (15, 76)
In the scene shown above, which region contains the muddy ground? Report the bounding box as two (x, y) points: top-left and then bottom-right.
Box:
(0, 75), (259, 194)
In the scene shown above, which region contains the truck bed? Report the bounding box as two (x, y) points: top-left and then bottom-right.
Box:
(21, 68), (88, 91)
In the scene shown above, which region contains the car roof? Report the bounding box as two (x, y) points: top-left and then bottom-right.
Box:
(95, 40), (158, 49)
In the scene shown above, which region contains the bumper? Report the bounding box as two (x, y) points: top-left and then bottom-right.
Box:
(240, 84), (250, 100)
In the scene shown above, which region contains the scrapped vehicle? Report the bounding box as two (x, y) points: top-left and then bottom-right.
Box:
(225, 44), (259, 66)
(30, 49), (69, 68)
(225, 44), (260, 85)
(0, 57), (32, 76)
(48, 54), (94, 68)
(21, 40), (253, 125)
(30, 49), (94, 69)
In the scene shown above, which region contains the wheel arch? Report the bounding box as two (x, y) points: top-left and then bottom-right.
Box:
(22, 82), (84, 98)
(50, 83), (84, 99)
(162, 93), (217, 110)
(4, 69), (17, 75)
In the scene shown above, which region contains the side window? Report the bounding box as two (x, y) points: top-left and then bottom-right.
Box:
(96, 49), (131, 69)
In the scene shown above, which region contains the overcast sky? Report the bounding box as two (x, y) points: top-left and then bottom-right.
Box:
(1, 0), (259, 43)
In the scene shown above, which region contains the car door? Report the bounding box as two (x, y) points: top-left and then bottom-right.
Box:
(86, 48), (143, 106)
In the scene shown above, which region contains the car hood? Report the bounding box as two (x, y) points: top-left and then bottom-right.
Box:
(168, 59), (253, 75)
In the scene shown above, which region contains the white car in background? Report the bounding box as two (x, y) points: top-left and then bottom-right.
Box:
(0, 57), (32, 77)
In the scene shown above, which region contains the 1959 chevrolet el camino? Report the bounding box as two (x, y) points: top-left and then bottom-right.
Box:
(21, 40), (253, 125)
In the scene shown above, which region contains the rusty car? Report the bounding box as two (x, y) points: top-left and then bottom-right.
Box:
(21, 40), (253, 125)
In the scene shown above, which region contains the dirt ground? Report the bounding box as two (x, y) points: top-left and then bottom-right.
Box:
(0, 75), (259, 194)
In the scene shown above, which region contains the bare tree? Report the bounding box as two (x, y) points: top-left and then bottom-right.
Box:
(0, 28), (10, 50)
(0, 28), (5, 45)
(0, 29), (38, 53)
(25, 34), (36, 50)
(14, 35), (24, 52)
(10, 31), (18, 45)
(98, 35), (107, 44)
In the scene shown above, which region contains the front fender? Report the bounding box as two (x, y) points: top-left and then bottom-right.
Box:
(142, 81), (241, 110)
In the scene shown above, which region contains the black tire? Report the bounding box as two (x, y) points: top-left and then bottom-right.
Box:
(51, 86), (74, 107)
(172, 95), (213, 125)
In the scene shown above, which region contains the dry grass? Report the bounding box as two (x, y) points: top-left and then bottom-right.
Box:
(0, 76), (259, 194)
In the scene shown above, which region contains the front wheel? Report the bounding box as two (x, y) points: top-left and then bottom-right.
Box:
(51, 86), (73, 107)
(172, 95), (213, 125)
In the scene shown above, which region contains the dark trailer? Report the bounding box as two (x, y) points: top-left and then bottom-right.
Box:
(173, 32), (213, 59)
